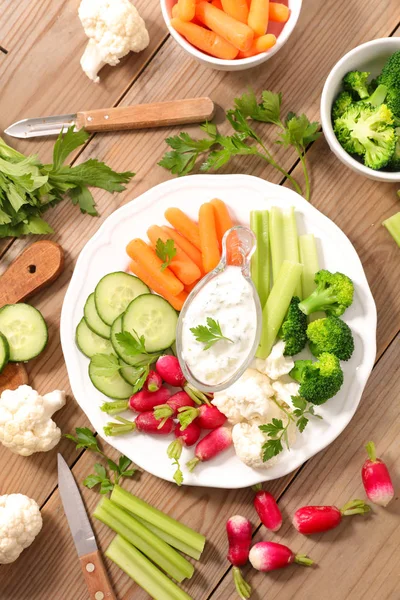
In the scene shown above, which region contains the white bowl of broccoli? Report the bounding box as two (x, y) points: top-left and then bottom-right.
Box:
(321, 37), (400, 182)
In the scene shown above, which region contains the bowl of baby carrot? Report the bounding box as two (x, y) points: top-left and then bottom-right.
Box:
(161, 0), (302, 70)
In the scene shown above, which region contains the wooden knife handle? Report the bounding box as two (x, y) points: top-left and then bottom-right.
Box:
(80, 550), (117, 600)
(0, 241), (64, 307)
(76, 97), (215, 132)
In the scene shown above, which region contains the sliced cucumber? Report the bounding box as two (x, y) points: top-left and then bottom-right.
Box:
(110, 316), (150, 367)
(120, 361), (144, 386)
(89, 357), (134, 399)
(84, 294), (111, 339)
(0, 333), (9, 373)
(76, 319), (115, 359)
(0, 304), (48, 362)
(95, 272), (149, 326)
(123, 294), (178, 353)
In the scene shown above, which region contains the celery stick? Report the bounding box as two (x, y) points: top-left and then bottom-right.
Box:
(299, 234), (319, 298)
(135, 516), (202, 560)
(111, 485), (206, 555)
(106, 535), (193, 600)
(256, 260), (303, 359)
(94, 498), (194, 582)
(383, 212), (400, 247)
(250, 210), (270, 308)
(282, 207), (302, 298)
(269, 206), (284, 283)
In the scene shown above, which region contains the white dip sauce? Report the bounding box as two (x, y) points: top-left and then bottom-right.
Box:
(181, 266), (258, 386)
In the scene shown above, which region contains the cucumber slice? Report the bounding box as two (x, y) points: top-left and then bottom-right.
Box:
(123, 294), (178, 353)
(0, 304), (48, 362)
(84, 294), (111, 339)
(120, 361), (144, 386)
(76, 319), (115, 359)
(89, 357), (134, 399)
(110, 316), (151, 367)
(0, 333), (9, 373)
(95, 272), (149, 326)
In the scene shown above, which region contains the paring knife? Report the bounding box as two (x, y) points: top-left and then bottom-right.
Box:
(5, 97), (215, 139)
(57, 454), (116, 600)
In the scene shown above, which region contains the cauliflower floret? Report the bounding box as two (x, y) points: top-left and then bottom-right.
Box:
(0, 385), (66, 456)
(256, 339), (295, 380)
(272, 376), (300, 411)
(212, 369), (274, 424)
(0, 494), (42, 564)
(79, 0), (150, 83)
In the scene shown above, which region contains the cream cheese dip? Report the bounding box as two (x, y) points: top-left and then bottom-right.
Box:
(181, 265), (258, 387)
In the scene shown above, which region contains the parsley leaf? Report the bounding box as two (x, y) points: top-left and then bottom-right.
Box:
(65, 427), (101, 453)
(190, 317), (234, 351)
(115, 332), (147, 356)
(156, 238), (177, 270)
(90, 353), (121, 377)
(262, 439), (284, 462)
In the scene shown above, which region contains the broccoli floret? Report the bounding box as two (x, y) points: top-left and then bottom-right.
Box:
(378, 50), (400, 118)
(334, 103), (396, 170)
(298, 270), (354, 317)
(387, 127), (400, 171)
(366, 84), (388, 107)
(332, 91), (353, 121)
(343, 71), (370, 99)
(279, 297), (308, 356)
(289, 352), (344, 405)
(306, 316), (354, 361)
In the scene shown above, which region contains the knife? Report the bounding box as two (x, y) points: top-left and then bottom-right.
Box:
(5, 97), (215, 139)
(57, 454), (116, 600)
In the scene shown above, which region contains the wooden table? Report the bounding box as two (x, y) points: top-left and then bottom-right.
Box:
(1, 1), (399, 598)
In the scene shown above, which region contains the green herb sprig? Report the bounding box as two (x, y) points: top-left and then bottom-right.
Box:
(190, 317), (233, 351)
(155, 238), (177, 270)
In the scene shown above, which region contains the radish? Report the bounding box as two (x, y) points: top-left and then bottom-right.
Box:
(178, 404), (227, 431)
(362, 441), (394, 507)
(253, 486), (282, 532)
(129, 386), (171, 412)
(155, 355), (212, 405)
(103, 413), (174, 436)
(226, 515), (252, 600)
(186, 427), (233, 472)
(144, 370), (162, 392)
(249, 541), (314, 572)
(153, 391), (196, 422)
(167, 422), (202, 486)
(293, 499), (370, 535)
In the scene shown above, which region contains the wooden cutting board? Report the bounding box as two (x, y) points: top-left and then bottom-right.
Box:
(0, 241), (64, 393)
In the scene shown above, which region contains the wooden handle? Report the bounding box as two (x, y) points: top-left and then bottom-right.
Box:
(80, 550), (117, 600)
(0, 241), (64, 307)
(76, 97), (215, 132)
(0, 363), (28, 394)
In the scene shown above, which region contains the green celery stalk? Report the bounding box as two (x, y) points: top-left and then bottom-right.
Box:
(282, 207), (302, 298)
(106, 535), (193, 600)
(383, 212), (400, 247)
(269, 206), (285, 283)
(94, 498), (194, 582)
(135, 516), (202, 560)
(111, 485), (206, 556)
(299, 234), (319, 298)
(256, 260), (303, 359)
(250, 210), (270, 308)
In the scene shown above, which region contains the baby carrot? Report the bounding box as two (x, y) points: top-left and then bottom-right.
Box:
(209, 198), (241, 265)
(212, 0), (223, 8)
(185, 280), (200, 294)
(238, 33), (276, 58)
(129, 260), (188, 311)
(172, 3), (179, 17)
(164, 207), (202, 250)
(178, 0), (196, 21)
(198, 202), (221, 273)
(221, 0), (249, 23)
(269, 2), (289, 22)
(162, 226), (205, 275)
(248, 0), (269, 36)
(126, 239), (184, 297)
(147, 225), (201, 285)
(195, 1), (254, 52)
(170, 18), (239, 59)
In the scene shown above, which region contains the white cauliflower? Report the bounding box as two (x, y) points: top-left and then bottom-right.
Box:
(272, 377), (300, 411)
(0, 494), (43, 564)
(212, 369), (274, 424)
(79, 0), (150, 83)
(256, 339), (295, 380)
(0, 385), (66, 456)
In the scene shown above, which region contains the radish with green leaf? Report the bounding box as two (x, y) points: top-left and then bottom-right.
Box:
(226, 515), (252, 600)
(104, 413), (174, 437)
(250, 541), (314, 572)
(153, 391), (196, 423)
(144, 370), (162, 392)
(178, 404), (227, 431)
(362, 441), (394, 507)
(293, 499), (370, 535)
(168, 421), (202, 486)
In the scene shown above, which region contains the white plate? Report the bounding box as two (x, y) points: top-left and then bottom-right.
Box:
(61, 175), (377, 489)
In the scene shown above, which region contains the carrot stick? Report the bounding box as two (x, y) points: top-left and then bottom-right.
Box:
(172, 4), (179, 17)
(221, 0), (249, 23)
(248, 0), (269, 36)
(178, 0), (196, 21)
(210, 198), (241, 265)
(211, 0), (223, 8)
(162, 226), (205, 275)
(129, 260), (188, 312)
(238, 33), (276, 57)
(185, 280), (200, 293)
(195, 1), (254, 52)
(147, 225), (201, 285)
(269, 2), (289, 22)
(164, 207), (202, 250)
(198, 202), (221, 273)
(170, 18), (239, 59)
(126, 239), (184, 297)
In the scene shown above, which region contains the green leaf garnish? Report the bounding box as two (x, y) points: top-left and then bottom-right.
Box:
(155, 238), (177, 270)
(190, 317), (233, 351)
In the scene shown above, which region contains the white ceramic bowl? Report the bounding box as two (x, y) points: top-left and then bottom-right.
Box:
(321, 37), (400, 182)
(160, 0), (302, 71)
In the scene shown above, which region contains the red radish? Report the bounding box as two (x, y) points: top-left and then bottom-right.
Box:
(167, 421), (202, 486)
(103, 413), (174, 436)
(153, 391), (196, 422)
(249, 541), (314, 572)
(226, 515), (252, 600)
(293, 499), (370, 535)
(178, 404), (227, 431)
(186, 426), (232, 471)
(129, 386), (171, 412)
(253, 486), (282, 532)
(155, 355), (212, 404)
(362, 441), (394, 507)
(144, 370), (162, 392)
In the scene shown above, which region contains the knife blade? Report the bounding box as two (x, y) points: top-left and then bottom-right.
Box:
(5, 97), (215, 139)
